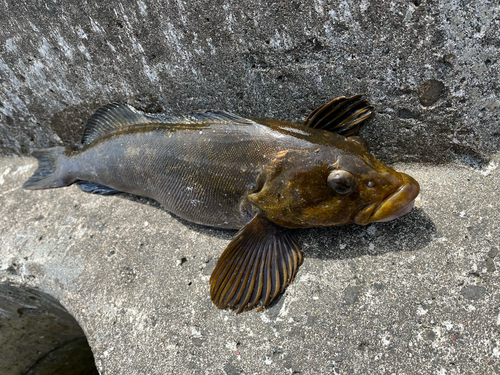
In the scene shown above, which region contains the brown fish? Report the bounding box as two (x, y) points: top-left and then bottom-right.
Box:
(23, 95), (419, 313)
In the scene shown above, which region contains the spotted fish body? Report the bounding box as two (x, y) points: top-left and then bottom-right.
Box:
(24, 96), (420, 313)
(66, 114), (324, 229)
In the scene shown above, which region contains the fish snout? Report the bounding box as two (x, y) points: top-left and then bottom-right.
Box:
(355, 172), (420, 225)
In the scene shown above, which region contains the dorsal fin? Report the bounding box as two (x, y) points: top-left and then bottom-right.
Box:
(82, 104), (255, 145)
(303, 94), (374, 136)
(82, 103), (167, 145)
(180, 110), (256, 126)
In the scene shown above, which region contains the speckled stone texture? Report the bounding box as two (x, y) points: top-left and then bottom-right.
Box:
(1, 0), (499, 374)
(0, 0), (499, 164)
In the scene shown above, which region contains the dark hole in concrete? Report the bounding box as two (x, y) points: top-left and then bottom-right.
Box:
(418, 79), (445, 106)
(0, 283), (99, 375)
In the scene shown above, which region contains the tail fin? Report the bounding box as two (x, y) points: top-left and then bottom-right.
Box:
(23, 147), (73, 190)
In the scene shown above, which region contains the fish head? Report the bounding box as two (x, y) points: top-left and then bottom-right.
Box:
(248, 136), (420, 228)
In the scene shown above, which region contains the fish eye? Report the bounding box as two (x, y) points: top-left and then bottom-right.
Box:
(327, 170), (356, 195)
(347, 136), (369, 150)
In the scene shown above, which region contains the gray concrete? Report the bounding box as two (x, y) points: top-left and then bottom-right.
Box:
(1, 0), (500, 374)
(0, 1), (499, 164)
(2, 156), (500, 374)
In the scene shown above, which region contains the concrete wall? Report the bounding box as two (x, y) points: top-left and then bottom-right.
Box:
(1, 0), (499, 163)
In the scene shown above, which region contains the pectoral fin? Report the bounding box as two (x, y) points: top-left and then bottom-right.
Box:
(303, 94), (374, 136)
(210, 214), (303, 313)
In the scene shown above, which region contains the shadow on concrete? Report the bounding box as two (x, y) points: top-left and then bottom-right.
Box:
(101, 192), (436, 261)
(296, 207), (436, 260)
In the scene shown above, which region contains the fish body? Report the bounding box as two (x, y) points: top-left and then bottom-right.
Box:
(48, 116), (315, 229)
(24, 96), (420, 313)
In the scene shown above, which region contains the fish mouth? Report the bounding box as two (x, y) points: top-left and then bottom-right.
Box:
(354, 173), (420, 225)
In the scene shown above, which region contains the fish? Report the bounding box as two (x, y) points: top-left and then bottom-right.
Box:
(23, 95), (419, 313)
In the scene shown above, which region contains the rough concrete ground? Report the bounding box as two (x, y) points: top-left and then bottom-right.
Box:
(1, 155), (499, 374)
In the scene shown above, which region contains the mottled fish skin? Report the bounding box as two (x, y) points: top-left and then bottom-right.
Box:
(60, 120), (337, 229)
(23, 96), (420, 313)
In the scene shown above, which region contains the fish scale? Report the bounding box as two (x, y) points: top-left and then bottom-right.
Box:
(71, 126), (270, 228)
(23, 96), (419, 313)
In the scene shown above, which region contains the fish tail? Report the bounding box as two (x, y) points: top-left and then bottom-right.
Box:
(23, 146), (74, 190)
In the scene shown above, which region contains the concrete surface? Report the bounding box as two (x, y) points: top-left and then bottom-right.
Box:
(1, 0), (500, 374)
(1, 155), (499, 374)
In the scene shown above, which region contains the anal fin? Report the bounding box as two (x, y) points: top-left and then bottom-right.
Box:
(76, 181), (121, 195)
(210, 214), (303, 313)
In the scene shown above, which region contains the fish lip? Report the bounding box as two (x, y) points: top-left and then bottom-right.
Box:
(354, 173), (420, 225)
